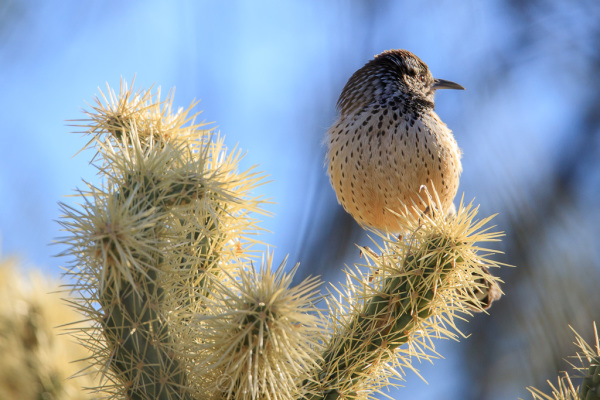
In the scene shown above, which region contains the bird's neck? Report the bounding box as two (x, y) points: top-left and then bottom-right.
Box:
(355, 93), (434, 122)
(384, 92), (434, 114)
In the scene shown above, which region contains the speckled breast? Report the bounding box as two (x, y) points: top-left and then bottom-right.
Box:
(326, 107), (462, 232)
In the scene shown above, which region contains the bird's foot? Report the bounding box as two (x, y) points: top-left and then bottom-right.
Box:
(360, 246), (383, 282)
(359, 246), (379, 259)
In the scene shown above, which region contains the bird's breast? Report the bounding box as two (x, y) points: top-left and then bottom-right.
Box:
(326, 107), (462, 232)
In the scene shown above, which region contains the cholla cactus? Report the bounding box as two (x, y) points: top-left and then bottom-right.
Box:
(0, 257), (99, 399)
(193, 253), (325, 399)
(58, 81), (505, 399)
(303, 198), (504, 399)
(528, 323), (600, 400)
(59, 81), (269, 399)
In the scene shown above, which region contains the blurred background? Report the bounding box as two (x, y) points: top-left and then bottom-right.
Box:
(1, 0), (599, 399)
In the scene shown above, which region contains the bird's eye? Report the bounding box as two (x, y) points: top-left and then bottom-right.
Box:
(419, 74), (425, 82)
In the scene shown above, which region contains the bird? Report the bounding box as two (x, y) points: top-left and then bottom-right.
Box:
(325, 49), (500, 309)
(326, 49), (464, 232)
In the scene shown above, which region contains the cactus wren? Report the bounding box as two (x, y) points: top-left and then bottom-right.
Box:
(327, 49), (464, 232)
(326, 49), (501, 309)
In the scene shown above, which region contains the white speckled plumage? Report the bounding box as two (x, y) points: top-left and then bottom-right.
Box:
(326, 49), (463, 233)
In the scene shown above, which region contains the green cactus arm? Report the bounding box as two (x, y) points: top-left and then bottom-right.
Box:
(59, 82), (267, 399)
(303, 200), (505, 400)
(528, 323), (600, 400)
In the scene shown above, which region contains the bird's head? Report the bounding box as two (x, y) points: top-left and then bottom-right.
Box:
(337, 49), (464, 116)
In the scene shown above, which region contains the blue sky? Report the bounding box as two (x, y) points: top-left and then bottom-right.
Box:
(0, 0), (515, 274)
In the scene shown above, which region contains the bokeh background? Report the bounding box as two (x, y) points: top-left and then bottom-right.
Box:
(1, 1), (599, 399)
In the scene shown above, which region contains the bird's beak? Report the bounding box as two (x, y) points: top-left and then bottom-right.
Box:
(432, 78), (465, 91)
